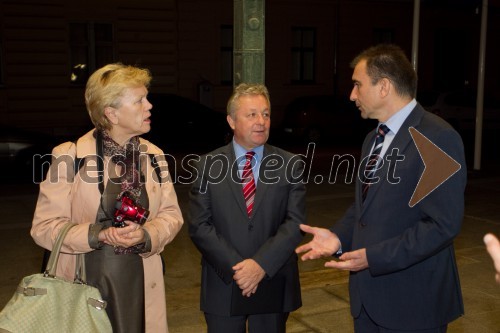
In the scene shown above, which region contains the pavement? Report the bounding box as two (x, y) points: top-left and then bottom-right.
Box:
(1, 145), (500, 333)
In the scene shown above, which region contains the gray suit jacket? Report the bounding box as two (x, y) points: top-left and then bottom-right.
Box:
(189, 142), (305, 316)
(332, 104), (466, 330)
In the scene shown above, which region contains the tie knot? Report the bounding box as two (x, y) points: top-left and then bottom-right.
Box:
(378, 124), (390, 137)
(245, 151), (255, 161)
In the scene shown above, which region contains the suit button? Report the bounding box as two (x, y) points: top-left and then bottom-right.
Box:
(360, 223), (367, 227)
(248, 225), (253, 231)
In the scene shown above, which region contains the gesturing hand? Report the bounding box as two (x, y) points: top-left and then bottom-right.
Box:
(325, 248), (368, 272)
(484, 233), (500, 284)
(295, 224), (341, 260)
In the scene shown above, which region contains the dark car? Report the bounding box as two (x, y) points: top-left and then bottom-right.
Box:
(144, 93), (231, 153)
(281, 94), (374, 144)
(0, 127), (55, 183)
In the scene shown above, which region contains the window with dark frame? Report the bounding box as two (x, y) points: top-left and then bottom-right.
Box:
(291, 27), (316, 84)
(69, 22), (114, 85)
(220, 25), (233, 85)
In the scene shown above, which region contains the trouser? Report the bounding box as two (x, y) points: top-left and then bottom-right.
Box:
(204, 312), (289, 333)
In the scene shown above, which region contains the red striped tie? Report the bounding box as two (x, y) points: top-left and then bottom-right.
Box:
(242, 151), (256, 217)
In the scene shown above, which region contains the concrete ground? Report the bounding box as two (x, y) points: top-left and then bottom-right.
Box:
(1, 145), (499, 332)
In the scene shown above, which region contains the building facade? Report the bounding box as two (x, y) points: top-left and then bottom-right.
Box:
(1, 0), (499, 139)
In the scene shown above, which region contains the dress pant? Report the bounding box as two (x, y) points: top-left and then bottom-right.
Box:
(204, 312), (289, 333)
(354, 306), (447, 333)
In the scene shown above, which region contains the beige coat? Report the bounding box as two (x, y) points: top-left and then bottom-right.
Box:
(31, 130), (184, 333)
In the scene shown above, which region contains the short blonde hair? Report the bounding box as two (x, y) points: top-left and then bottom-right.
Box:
(85, 63), (152, 130)
(226, 83), (271, 118)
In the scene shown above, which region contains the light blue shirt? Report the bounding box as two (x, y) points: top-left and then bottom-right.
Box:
(232, 140), (264, 186)
(377, 99), (417, 158)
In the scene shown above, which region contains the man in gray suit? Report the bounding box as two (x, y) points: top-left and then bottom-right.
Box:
(189, 83), (305, 333)
(296, 44), (466, 332)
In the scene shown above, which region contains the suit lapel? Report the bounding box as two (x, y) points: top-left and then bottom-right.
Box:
(360, 105), (424, 213)
(357, 128), (379, 207)
(224, 143), (275, 220)
(223, 143), (250, 218)
(250, 144), (272, 219)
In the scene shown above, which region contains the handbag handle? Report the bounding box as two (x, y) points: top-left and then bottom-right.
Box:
(44, 223), (79, 279)
(74, 252), (87, 284)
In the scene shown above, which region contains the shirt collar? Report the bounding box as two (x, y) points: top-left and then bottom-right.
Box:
(232, 139), (264, 163)
(383, 98), (417, 135)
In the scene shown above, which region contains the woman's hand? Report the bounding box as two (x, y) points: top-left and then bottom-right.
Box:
(98, 221), (145, 247)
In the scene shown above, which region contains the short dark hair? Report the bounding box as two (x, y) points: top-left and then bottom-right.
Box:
(351, 44), (417, 99)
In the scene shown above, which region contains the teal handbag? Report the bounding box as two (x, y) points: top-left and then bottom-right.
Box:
(0, 223), (112, 333)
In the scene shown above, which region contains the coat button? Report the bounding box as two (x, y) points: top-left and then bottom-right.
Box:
(248, 225), (253, 231)
(360, 223), (367, 227)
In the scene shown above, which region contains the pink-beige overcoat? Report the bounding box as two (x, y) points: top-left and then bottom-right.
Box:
(31, 129), (184, 333)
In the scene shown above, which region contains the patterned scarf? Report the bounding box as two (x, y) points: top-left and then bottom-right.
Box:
(100, 130), (143, 201)
(100, 130), (147, 255)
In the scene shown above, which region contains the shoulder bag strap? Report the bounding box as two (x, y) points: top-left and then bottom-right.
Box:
(44, 223), (77, 277)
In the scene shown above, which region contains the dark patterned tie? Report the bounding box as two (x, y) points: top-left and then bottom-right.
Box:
(242, 151), (256, 217)
(362, 124), (390, 202)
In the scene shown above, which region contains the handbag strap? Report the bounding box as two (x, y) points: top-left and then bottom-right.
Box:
(44, 223), (77, 278)
(74, 253), (87, 284)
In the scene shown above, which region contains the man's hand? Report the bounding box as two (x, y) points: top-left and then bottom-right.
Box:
(325, 248), (368, 272)
(295, 224), (340, 260)
(484, 233), (500, 284)
(232, 259), (265, 297)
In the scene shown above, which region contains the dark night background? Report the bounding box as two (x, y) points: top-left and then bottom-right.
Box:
(1, 0), (499, 180)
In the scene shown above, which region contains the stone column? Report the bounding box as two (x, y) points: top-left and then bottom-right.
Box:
(233, 0), (265, 85)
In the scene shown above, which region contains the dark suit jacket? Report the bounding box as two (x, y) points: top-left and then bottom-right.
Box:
(188, 142), (305, 316)
(332, 104), (466, 330)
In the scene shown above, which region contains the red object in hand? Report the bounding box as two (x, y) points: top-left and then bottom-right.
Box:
(113, 192), (149, 227)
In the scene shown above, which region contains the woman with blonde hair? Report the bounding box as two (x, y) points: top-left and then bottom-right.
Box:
(31, 63), (183, 332)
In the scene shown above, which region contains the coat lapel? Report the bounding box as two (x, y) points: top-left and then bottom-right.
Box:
(222, 143), (277, 220)
(250, 144), (273, 219)
(223, 143), (250, 218)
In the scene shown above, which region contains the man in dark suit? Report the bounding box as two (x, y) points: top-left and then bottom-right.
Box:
(189, 83), (305, 333)
(296, 44), (466, 332)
